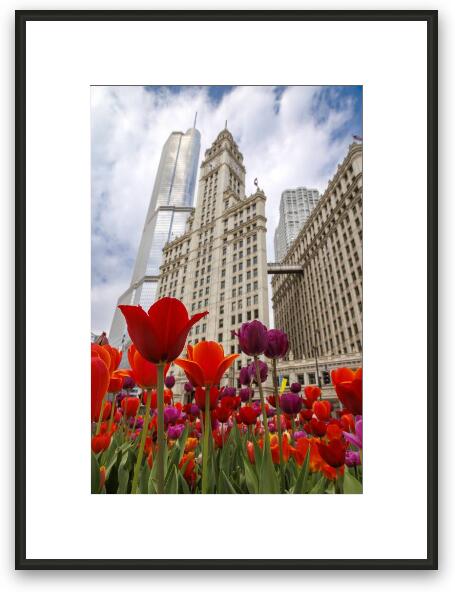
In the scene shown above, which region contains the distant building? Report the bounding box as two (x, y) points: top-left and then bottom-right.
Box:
(156, 127), (270, 398)
(272, 143), (363, 378)
(109, 126), (201, 350)
(274, 187), (320, 262)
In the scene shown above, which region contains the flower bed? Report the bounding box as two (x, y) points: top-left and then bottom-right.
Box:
(91, 298), (362, 494)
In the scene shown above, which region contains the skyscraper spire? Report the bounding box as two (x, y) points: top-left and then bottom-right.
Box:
(225, 119), (227, 129)
(193, 111), (198, 128)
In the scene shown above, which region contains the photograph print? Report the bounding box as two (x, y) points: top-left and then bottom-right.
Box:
(91, 85), (363, 495)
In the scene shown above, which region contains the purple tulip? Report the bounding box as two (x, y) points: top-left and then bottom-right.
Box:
(264, 329), (289, 359)
(239, 366), (251, 386)
(266, 405), (276, 418)
(221, 386), (236, 398)
(184, 381), (194, 393)
(239, 387), (251, 402)
(247, 359), (268, 383)
(293, 430), (307, 440)
(165, 375), (176, 389)
(188, 403), (200, 417)
(280, 392), (302, 415)
(167, 424), (185, 440)
(122, 376), (135, 390)
(268, 420), (277, 433)
(290, 382), (302, 393)
(163, 406), (180, 425)
(234, 320), (268, 356)
(345, 450), (361, 467)
(343, 416), (362, 449)
(129, 416), (144, 429)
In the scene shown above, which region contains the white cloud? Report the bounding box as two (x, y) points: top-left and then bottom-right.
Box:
(91, 85), (361, 333)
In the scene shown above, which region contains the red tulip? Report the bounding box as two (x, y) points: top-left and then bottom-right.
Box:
(91, 354), (110, 421)
(91, 433), (111, 454)
(214, 405), (231, 423)
(326, 423), (343, 441)
(313, 400), (331, 421)
(317, 439), (346, 468)
(238, 405), (260, 426)
(332, 367), (362, 416)
(119, 297), (207, 363)
(303, 385), (321, 408)
(93, 401), (112, 422)
(175, 341), (238, 387)
(121, 396), (140, 418)
(309, 418), (327, 437)
(246, 441), (255, 464)
(194, 386), (219, 411)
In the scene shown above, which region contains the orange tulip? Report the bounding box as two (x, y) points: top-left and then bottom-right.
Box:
(175, 341), (238, 387)
(91, 354), (110, 421)
(127, 344), (170, 389)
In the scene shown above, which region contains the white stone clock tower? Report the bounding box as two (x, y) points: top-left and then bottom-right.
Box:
(156, 127), (270, 400)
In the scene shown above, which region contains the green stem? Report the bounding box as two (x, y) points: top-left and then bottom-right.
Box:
(156, 363), (166, 495)
(272, 359), (285, 491)
(202, 385), (211, 494)
(131, 390), (151, 494)
(95, 393), (107, 436)
(129, 407), (139, 441)
(107, 393), (117, 435)
(254, 356), (270, 448)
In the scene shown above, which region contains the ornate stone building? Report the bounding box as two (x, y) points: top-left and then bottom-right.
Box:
(156, 127), (270, 397)
(272, 142), (363, 383)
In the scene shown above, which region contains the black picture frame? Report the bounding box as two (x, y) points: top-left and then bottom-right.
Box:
(15, 9), (438, 570)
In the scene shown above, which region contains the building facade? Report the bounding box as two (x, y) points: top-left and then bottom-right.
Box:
(274, 186), (320, 262)
(109, 126), (201, 349)
(156, 128), (270, 396)
(272, 143), (363, 367)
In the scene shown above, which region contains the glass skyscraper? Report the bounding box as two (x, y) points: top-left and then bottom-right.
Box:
(109, 126), (201, 349)
(274, 186), (320, 262)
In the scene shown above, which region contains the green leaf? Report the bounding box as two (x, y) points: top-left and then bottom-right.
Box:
(164, 465), (179, 494)
(292, 448), (310, 494)
(343, 469), (363, 494)
(178, 470), (191, 494)
(251, 432), (263, 473)
(309, 475), (328, 494)
(218, 470), (237, 494)
(139, 462), (151, 494)
(242, 455), (259, 494)
(91, 452), (100, 494)
(117, 450), (131, 494)
(258, 442), (280, 494)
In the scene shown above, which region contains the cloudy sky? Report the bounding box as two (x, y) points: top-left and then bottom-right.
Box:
(91, 85), (362, 334)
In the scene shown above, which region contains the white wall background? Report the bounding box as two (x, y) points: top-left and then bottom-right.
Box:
(1, 0), (451, 589)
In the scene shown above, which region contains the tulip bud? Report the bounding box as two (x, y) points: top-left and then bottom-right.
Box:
(247, 359), (268, 383)
(234, 320), (268, 356)
(165, 375), (176, 389)
(290, 382), (302, 393)
(280, 392), (302, 415)
(264, 329), (289, 359)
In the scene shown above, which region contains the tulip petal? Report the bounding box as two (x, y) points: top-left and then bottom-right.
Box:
(119, 305), (162, 362)
(174, 358), (206, 387)
(167, 311), (208, 361)
(213, 354), (240, 386)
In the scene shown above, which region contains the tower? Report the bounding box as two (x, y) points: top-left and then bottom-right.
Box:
(156, 128), (270, 399)
(109, 126), (201, 349)
(274, 187), (320, 261)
